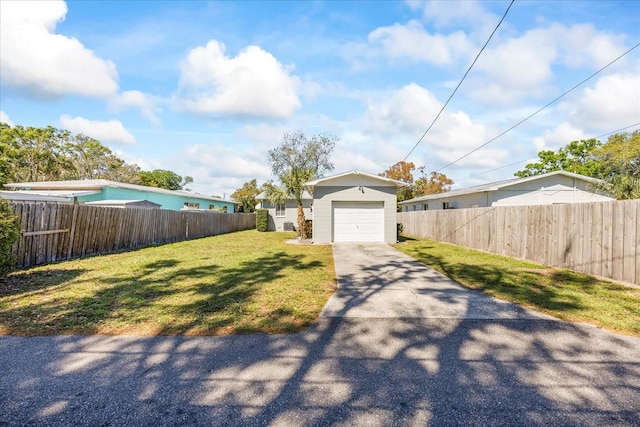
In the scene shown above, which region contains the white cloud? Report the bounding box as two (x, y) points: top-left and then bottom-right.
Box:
(183, 143), (271, 179)
(368, 20), (472, 65)
(565, 73), (640, 131)
(419, 0), (498, 32)
(177, 143), (273, 197)
(0, 111), (13, 126)
(469, 24), (628, 105)
(60, 115), (135, 145)
(176, 40), (301, 119)
(109, 90), (161, 125)
(366, 83), (443, 136)
(359, 83), (507, 172)
(0, 0), (119, 98)
(532, 123), (588, 152)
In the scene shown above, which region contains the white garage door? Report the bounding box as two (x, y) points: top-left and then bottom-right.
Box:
(333, 202), (384, 242)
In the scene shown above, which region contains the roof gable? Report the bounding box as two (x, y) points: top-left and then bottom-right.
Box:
(400, 171), (605, 204)
(305, 170), (407, 188)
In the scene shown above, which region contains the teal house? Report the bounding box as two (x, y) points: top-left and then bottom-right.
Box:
(2, 179), (237, 212)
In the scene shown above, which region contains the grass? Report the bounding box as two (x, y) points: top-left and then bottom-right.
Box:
(394, 237), (640, 336)
(0, 230), (336, 336)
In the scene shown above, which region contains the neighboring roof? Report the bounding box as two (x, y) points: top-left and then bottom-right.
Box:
(399, 170), (605, 204)
(255, 190), (313, 200)
(5, 179), (238, 205)
(85, 199), (161, 208)
(0, 189), (102, 202)
(305, 170), (408, 188)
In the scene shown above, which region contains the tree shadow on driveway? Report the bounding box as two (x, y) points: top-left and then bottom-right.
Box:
(1, 244), (639, 425)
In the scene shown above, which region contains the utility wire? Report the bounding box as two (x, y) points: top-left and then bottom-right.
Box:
(435, 42), (640, 172)
(466, 157), (539, 178)
(594, 122), (640, 139)
(402, 0), (514, 162)
(463, 122), (640, 179)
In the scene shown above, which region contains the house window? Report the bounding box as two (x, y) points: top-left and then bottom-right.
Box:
(184, 202), (200, 209)
(442, 202), (450, 209)
(423, 204), (428, 211)
(276, 203), (285, 217)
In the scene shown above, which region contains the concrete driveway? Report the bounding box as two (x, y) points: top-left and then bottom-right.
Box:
(1, 243), (639, 426)
(322, 243), (551, 319)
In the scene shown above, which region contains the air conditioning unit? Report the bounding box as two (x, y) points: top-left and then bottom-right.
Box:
(283, 221), (294, 231)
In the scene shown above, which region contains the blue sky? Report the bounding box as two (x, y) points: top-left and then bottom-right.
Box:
(1, 0), (638, 198)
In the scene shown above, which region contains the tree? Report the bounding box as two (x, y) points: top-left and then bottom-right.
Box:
(0, 123), (143, 186)
(267, 130), (337, 237)
(413, 167), (454, 196)
(0, 124), (74, 183)
(231, 179), (261, 213)
(139, 169), (193, 191)
(0, 198), (20, 275)
(380, 161), (415, 202)
(515, 139), (603, 178)
(592, 131), (640, 199)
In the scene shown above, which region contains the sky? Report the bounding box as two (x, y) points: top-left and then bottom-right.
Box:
(1, 0), (639, 198)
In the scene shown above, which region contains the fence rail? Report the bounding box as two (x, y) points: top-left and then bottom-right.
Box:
(398, 200), (639, 285)
(9, 203), (256, 268)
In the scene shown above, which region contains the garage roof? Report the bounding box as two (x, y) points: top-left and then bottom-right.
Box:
(305, 170), (407, 190)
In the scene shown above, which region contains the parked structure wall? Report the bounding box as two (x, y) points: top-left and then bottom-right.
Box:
(312, 185), (397, 243)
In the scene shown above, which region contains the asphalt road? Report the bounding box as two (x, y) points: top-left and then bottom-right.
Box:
(1, 243), (639, 426)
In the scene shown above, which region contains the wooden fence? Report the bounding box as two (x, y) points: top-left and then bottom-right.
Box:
(9, 203), (256, 268)
(398, 200), (639, 285)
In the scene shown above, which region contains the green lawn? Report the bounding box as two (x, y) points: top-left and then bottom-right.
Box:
(0, 230), (336, 336)
(395, 237), (640, 336)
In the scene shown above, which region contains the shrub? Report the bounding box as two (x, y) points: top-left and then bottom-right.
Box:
(397, 223), (404, 238)
(0, 199), (20, 274)
(256, 209), (269, 232)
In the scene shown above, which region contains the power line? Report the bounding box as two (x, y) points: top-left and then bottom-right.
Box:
(402, 0), (514, 162)
(466, 157), (539, 178)
(594, 122), (640, 139)
(462, 122), (640, 179)
(435, 41), (640, 172)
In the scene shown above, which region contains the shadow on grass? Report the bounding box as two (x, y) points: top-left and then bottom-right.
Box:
(0, 251), (324, 336)
(0, 269), (87, 296)
(410, 248), (584, 313)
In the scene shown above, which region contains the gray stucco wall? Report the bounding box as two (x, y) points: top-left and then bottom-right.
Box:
(260, 200), (312, 231)
(311, 185), (398, 243)
(402, 175), (613, 211)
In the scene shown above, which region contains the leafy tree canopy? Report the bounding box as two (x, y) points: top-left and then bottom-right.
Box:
(380, 161), (415, 202)
(515, 131), (639, 199)
(231, 179), (263, 213)
(515, 138), (603, 178)
(414, 167), (454, 197)
(380, 161), (454, 206)
(267, 130), (337, 237)
(0, 122), (191, 191)
(139, 169), (193, 191)
(592, 130), (640, 199)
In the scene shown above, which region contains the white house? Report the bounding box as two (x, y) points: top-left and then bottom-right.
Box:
(258, 170), (406, 243)
(399, 170), (614, 212)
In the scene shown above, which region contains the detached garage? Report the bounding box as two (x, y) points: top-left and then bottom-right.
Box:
(305, 170), (406, 244)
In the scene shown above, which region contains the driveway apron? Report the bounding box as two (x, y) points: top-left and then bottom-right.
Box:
(322, 243), (550, 320)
